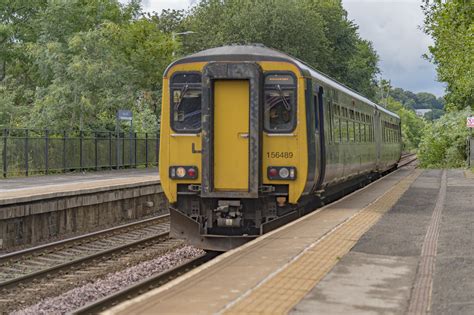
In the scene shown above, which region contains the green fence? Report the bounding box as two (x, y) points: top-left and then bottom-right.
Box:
(0, 128), (160, 177)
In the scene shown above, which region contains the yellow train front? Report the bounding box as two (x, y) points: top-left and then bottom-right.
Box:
(159, 45), (401, 251)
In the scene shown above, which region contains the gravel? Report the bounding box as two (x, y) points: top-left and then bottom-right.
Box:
(13, 246), (205, 315)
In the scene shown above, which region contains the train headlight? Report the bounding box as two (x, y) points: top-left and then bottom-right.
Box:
(176, 167), (186, 178)
(267, 166), (296, 180)
(279, 167), (290, 179)
(169, 166), (198, 179)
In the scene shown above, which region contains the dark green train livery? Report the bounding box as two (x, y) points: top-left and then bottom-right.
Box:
(296, 51), (402, 193)
(161, 45), (402, 251)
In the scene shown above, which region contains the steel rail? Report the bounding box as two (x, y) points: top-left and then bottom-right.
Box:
(398, 153), (418, 168)
(0, 217), (170, 290)
(72, 252), (218, 315)
(0, 230), (170, 290)
(0, 214), (169, 263)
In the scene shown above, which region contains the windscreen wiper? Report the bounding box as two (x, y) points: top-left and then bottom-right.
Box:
(276, 84), (291, 111)
(174, 84), (189, 111)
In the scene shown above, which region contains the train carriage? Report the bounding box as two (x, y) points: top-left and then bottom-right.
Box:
(159, 45), (402, 251)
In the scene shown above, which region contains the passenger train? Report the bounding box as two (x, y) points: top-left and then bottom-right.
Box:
(159, 45), (402, 251)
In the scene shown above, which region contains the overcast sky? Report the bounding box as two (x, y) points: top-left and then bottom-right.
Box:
(134, 0), (445, 96)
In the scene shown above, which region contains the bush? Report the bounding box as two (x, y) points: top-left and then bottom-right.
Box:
(418, 108), (473, 168)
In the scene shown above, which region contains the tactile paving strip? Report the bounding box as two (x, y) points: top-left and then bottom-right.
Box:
(407, 170), (446, 314)
(223, 170), (422, 315)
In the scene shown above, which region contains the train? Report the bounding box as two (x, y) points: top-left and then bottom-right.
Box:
(159, 45), (402, 251)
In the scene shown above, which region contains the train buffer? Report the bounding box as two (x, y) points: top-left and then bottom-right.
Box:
(105, 168), (474, 315)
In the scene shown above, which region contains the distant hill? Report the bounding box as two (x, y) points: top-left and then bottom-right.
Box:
(389, 88), (445, 120)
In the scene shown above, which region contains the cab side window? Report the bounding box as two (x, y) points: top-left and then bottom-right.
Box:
(264, 73), (297, 132)
(170, 73), (202, 132)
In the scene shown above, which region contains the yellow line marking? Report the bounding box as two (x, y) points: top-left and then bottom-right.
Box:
(223, 170), (422, 315)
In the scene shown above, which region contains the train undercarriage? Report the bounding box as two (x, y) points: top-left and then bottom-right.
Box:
(170, 171), (388, 251)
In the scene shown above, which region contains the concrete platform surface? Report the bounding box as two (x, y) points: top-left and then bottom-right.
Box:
(106, 168), (425, 315)
(0, 169), (160, 205)
(292, 169), (474, 315)
(106, 168), (474, 315)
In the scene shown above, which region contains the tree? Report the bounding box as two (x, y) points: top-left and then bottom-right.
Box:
(27, 18), (174, 131)
(422, 0), (473, 110)
(0, 0), (173, 131)
(304, 0), (379, 98)
(418, 108), (473, 167)
(385, 97), (426, 151)
(388, 86), (445, 116)
(181, 0), (379, 98)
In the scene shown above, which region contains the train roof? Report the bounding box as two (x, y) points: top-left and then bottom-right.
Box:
(168, 45), (399, 119)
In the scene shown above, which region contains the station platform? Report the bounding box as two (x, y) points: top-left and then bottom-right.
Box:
(0, 168), (160, 205)
(0, 169), (163, 249)
(106, 168), (474, 315)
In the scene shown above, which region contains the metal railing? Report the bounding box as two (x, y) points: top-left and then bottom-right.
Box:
(0, 128), (160, 177)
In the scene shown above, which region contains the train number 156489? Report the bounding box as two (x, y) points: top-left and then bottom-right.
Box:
(266, 152), (294, 159)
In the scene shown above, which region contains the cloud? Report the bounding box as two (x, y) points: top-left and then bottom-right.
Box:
(342, 0), (445, 96)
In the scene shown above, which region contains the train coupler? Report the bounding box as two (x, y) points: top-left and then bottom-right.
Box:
(214, 200), (243, 227)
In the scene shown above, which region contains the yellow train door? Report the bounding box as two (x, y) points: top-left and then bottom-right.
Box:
(213, 80), (250, 191)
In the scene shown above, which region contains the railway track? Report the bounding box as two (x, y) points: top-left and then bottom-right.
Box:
(73, 251), (217, 314)
(0, 214), (170, 290)
(71, 155), (417, 314)
(398, 153), (418, 168)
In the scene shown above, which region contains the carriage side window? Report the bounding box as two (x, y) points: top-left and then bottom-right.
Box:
(368, 116), (373, 142)
(264, 73), (296, 132)
(342, 119), (348, 142)
(170, 73), (202, 132)
(382, 121), (386, 142)
(333, 105), (341, 143)
(356, 122), (360, 143)
(349, 121), (355, 142)
(363, 124), (367, 142)
(370, 116), (374, 142)
(328, 101), (334, 143)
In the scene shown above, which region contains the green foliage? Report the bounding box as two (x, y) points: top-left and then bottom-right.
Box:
(424, 108), (444, 121)
(385, 97), (426, 151)
(418, 108), (473, 168)
(0, 0), (172, 132)
(389, 87), (445, 111)
(0, 0), (401, 134)
(422, 0), (473, 110)
(177, 0), (379, 99)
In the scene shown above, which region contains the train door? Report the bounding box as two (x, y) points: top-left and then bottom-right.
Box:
(200, 62), (262, 199)
(314, 86), (326, 189)
(213, 80), (250, 191)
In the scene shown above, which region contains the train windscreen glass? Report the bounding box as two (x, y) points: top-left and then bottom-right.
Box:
(264, 74), (296, 132)
(170, 73), (202, 132)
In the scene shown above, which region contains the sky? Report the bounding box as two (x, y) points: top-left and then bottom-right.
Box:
(133, 0), (445, 97)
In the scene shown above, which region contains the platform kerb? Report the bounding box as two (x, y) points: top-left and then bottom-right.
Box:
(0, 176), (165, 249)
(105, 168), (417, 315)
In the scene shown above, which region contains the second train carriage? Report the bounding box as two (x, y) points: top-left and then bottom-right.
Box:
(159, 45), (402, 251)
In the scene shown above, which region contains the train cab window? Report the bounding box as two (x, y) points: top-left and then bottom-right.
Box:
(264, 73), (296, 132)
(170, 73), (202, 132)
